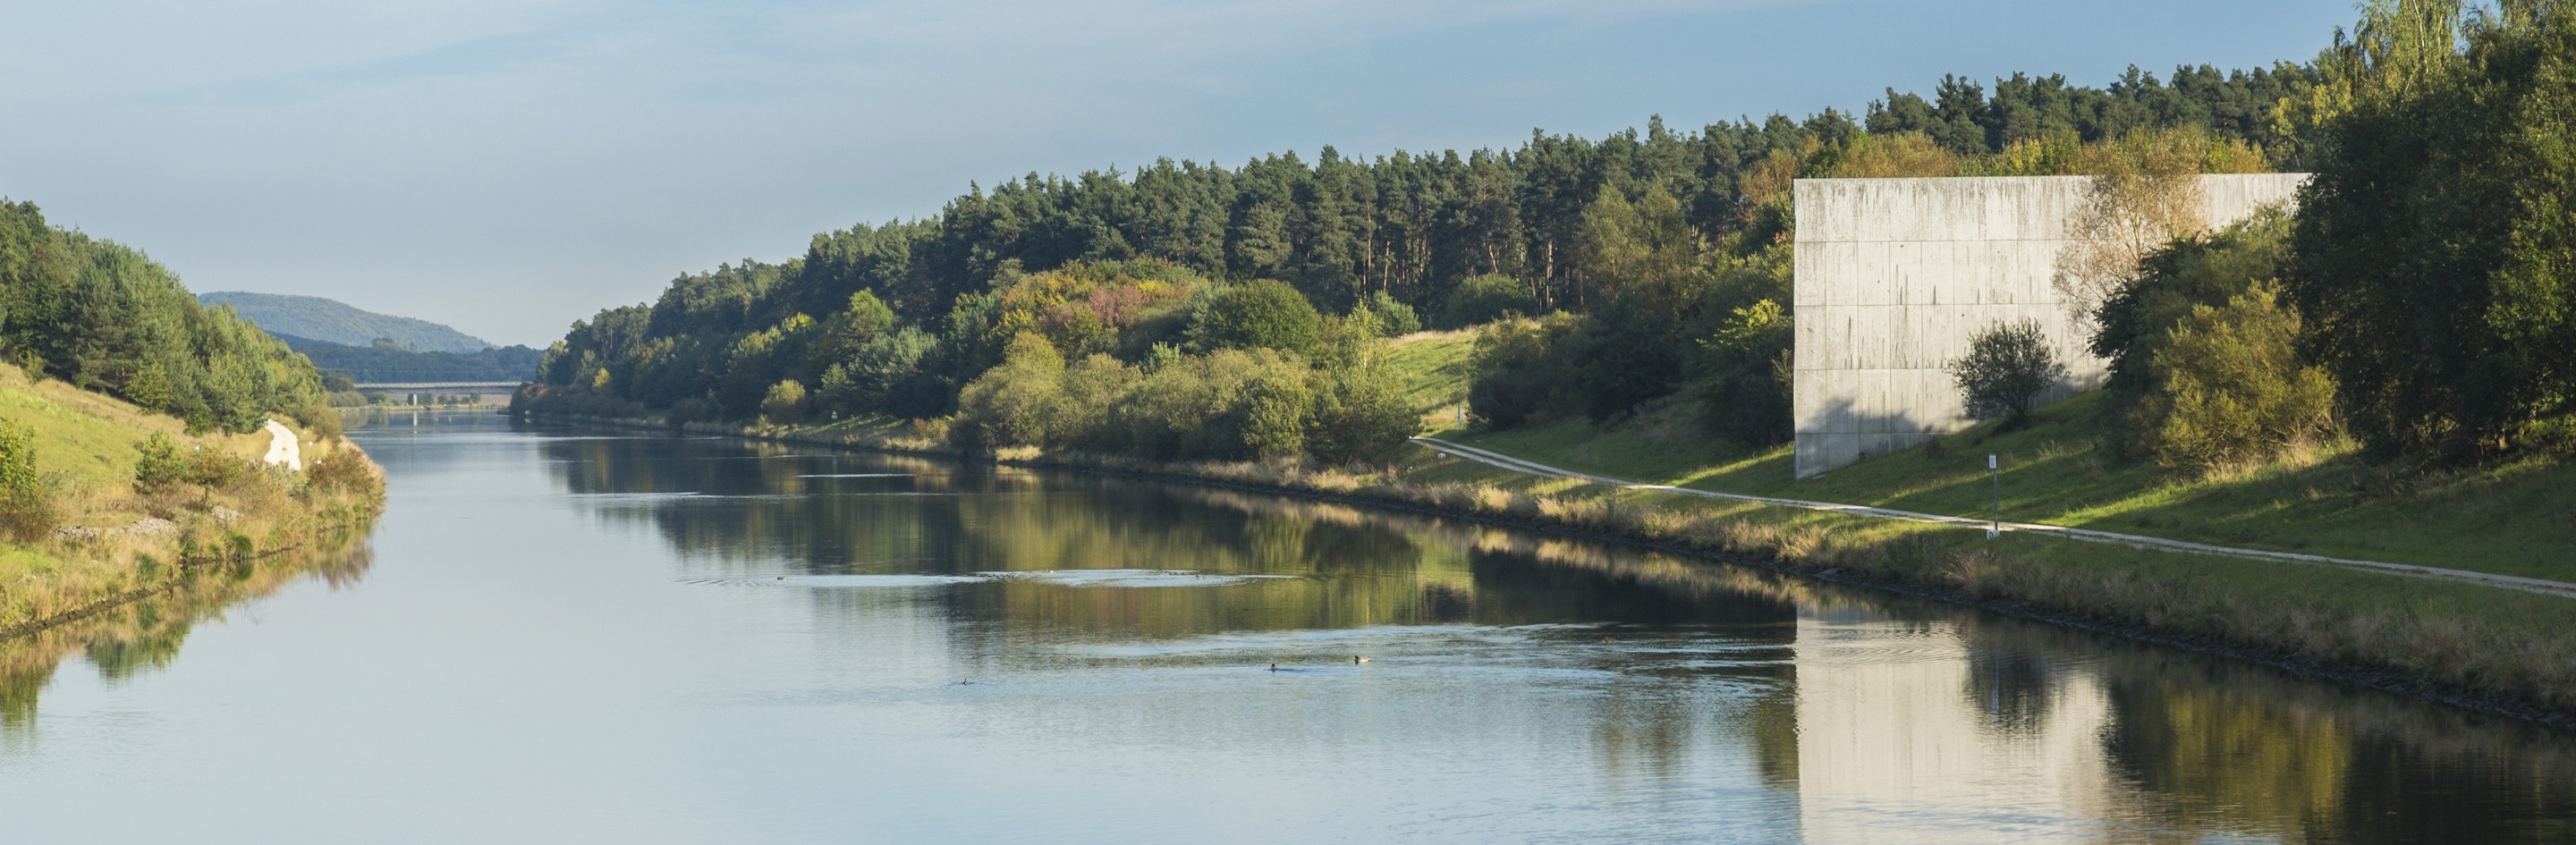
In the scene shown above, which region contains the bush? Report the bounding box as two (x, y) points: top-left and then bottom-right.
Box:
(1439, 274), (1538, 329)
(1688, 299), (1794, 446)
(1235, 364), (1312, 460)
(951, 334), (1066, 449)
(1947, 318), (2067, 421)
(820, 326), (936, 418)
(1308, 359), (1419, 466)
(1466, 315), (1580, 428)
(182, 448), (250, 490)
(1049, 354), (1139, 451)
(0, 422), (55, 542)
(1189, 279), (1321, 355)
(290, 404), (343, 442)
(2091, 209), (2292, 395)
(759, 379), (809, 425)
(943, 326), (1412, 465)
(2132, 283), (2338, 473)
(305, 445), (378, 495)
(134, 432), (187, 492)
(1352, 292), (1420, 337)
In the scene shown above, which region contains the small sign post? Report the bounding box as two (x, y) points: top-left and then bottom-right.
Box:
(1987, 454), (2001, 539)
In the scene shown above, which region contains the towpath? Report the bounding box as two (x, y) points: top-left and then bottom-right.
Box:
(1413, 435), (2576, 600)
(262, 418), (301, 471)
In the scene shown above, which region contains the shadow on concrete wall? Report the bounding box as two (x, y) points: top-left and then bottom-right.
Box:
(1795, 400), (1953, 478)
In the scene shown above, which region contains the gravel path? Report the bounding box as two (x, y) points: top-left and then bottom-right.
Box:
(262, 418), (301, 471)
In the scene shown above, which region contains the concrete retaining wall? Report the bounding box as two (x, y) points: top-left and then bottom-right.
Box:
(1791, 173), (2308, 478)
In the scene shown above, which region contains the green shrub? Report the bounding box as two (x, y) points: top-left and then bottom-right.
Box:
(1947, 318), (2067, 421)
(134, 432), (187, 492)
(1353, 292), (1420, 337)
(943, 326), (1412, 465)
(820, 326), (937, 418)
(1189, 280), (1321, 355)
(0, 422), (55, 542)
(136, 432), (251, 491)
(1467, 314), (1580, 428)
(182, 448), (250, 490)
(759, 379), (809, 425)
(1439, 274), (1538, 329)
(2132, 283), (2338, 473)
(1308, 358), (1419, 466)
(1688, 299), (1794, 445)
(1049, 354), (1139, 452)
(951, 334), (1066, 448)
(290, 404), (342, 442)
(1235, 364), (1312, 460)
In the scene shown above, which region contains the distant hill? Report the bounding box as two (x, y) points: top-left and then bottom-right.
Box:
(199, 292), (493, 353)
(276, 334), (542, 384)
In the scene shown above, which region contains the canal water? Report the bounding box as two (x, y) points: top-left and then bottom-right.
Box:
(3, 410), (2571, 842)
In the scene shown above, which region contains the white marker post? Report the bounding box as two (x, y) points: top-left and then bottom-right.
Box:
(1987, 454), (2000, 539)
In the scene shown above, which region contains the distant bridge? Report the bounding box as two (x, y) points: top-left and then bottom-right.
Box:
(351, 381), (526, 392)
(349, 381), (525, 407)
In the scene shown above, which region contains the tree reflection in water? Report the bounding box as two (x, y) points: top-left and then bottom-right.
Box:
(1, 541), (373, 748)
(538, 427), (2576, 842)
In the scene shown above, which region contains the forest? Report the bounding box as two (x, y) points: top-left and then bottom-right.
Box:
(284, 336), (542, 384)
(525, 0), (2574, 470)
(0, 202), (328, 435)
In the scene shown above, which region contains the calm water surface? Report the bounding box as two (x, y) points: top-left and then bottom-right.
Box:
(3, 410), (2572, 842)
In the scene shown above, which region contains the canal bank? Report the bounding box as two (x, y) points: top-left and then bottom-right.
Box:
(0, 366), (387, 638)
(515, 408), (2576, 732)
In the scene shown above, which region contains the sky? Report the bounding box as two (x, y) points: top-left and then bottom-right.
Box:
(2, 0), (2358, 347)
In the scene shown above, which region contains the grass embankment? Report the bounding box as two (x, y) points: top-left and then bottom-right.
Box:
(530, 331), (2576, 724)
(0, 365), (385, 634)
(1381, 328), (1479, 423)
(1442, 390), (2576, 583)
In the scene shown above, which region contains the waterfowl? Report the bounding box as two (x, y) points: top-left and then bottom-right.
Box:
(1352, 655), (1369, 663)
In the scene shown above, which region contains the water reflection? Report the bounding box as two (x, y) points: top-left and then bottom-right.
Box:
(1, 542), (372, 748)
(535, 421), (2576, 842)
(4, 411), (2571, 842)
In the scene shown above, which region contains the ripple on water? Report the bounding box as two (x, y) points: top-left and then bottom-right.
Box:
(678, 570), (1300, 589)
(981, 569), (1300, 588)
(680, 574), (990, 587)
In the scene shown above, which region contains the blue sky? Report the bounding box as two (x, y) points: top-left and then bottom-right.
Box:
(1, 0), (2356, 345)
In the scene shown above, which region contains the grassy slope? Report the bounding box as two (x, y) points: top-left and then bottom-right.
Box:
(0, 364), (365, 628)
(1384, 329), (1479, 409)
(1443, 390), (2576, 582)
(1382, 329), (1479, 424)
(0, 366), (271, 495)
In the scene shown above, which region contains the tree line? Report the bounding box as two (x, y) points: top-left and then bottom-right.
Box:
(1955, 0), (2574, 474)
(0, 202), (327, 434)
(285, 336), (542, 384)
(534, 0), (2576, 471)
(526, 59), (2319, 463)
